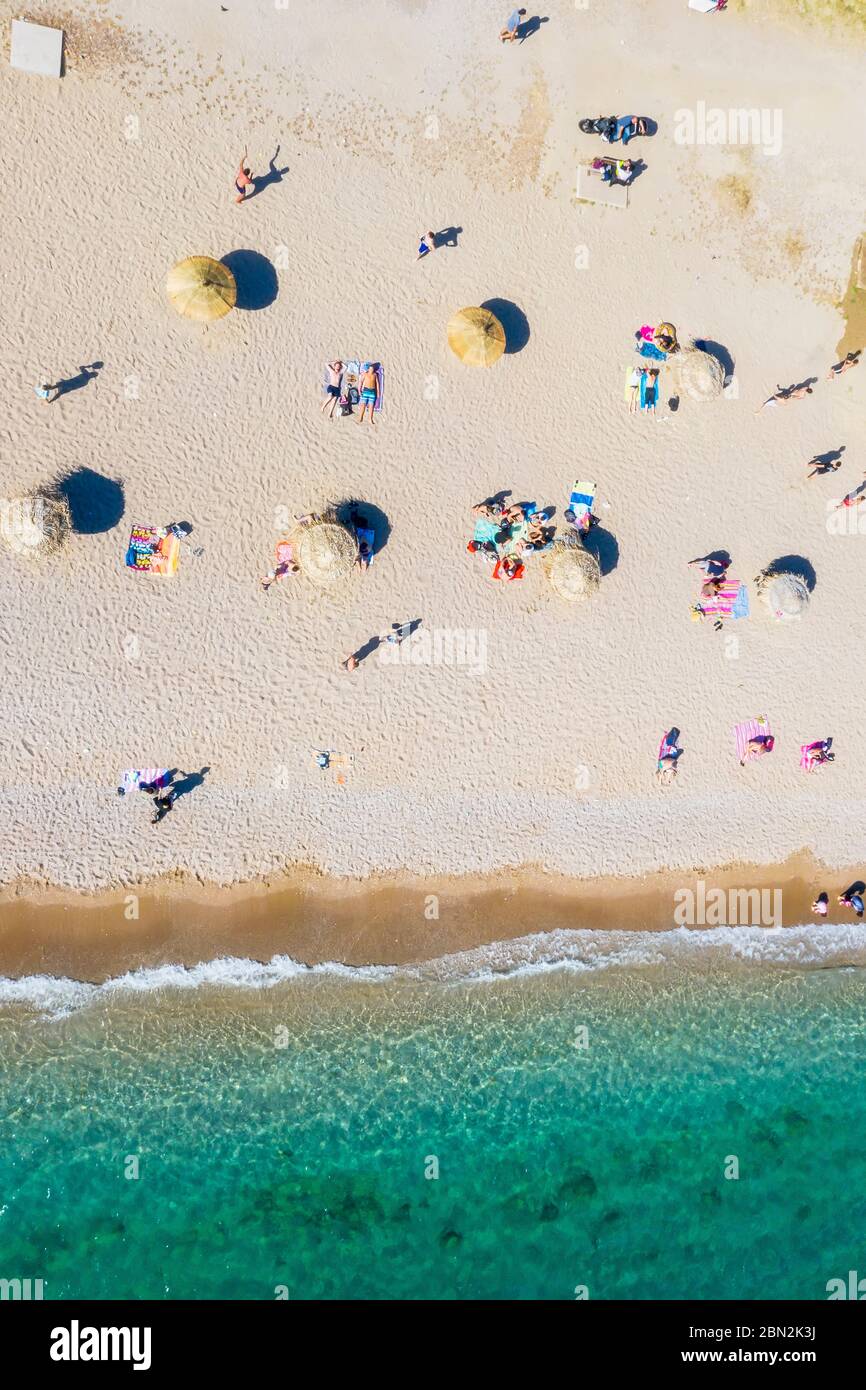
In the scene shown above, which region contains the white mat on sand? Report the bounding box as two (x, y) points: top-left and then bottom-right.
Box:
(576, 165), (629, 209)
(10, 19), (64, 77)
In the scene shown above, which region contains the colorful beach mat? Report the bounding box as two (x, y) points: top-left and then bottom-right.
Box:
(800, 741), (830, 772)
(734, 717), (773, 763)
(118, 767), (169, 796)
(125, 526), (179, 576)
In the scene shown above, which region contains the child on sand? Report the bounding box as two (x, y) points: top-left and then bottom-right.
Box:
(811, 892), (829, 916)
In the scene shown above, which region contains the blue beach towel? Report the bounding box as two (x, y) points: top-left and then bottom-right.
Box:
(731, 583), (750, 620)
(638, 341), (667, 362)
(355, 526), (375, 567)
(640, 371), (659, 410)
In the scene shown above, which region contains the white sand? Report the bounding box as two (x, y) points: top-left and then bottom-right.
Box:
(1, 0), (865, 891)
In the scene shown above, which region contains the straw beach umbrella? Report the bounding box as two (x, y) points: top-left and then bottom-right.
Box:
(447, 307), (506, 367)
(542, 536), (601, 603)
(676, 347), (725, 402)
(756, 569), (810, 621)
(0, 491), (70, 559)
(288, 514), (358, 589)
(166, 256), (237, 322)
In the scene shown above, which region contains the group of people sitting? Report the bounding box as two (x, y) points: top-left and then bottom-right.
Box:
(468, 498), (556, 582)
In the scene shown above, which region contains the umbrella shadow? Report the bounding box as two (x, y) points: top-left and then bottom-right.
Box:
(481, 298), (530, 354)
(765, 554), (817, 592)
(582, 524), (619, 576)
(334, 499), (392, 558)
(694, 339), (735, 385)
(55, 467), (125, 534)
(220, 250), (279, 310)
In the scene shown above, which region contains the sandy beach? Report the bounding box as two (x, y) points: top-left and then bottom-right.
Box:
(2, 0), (866, 920)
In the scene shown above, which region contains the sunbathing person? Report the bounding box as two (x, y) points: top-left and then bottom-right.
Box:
(261, 540), (298, 591)
(689, 554), (730, 580)
(357, 364), (379, 425)
(755, 382), (813, 412)
(740, 734), (774, 766)
(321, 360), (344, 418)
(491, 552), (525, 583)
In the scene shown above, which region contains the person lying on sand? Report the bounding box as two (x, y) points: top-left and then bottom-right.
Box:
(827, 350), (860, 380)
(689, 555), (730, 580)
(357, 364), (378, 425)
(321, 361), (344, 418)
(755, 383), (813, 412)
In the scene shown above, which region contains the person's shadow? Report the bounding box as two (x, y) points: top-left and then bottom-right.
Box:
(807, 446), (845, 474)
(251, 145), (289, 199)
(54, 362), (103, 397)
(435, 226), (462, 249)
(165, 767), (211, 801)
(517, 16), (549, 42)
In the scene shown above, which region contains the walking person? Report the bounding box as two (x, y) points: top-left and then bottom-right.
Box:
(234, 148), (254, 204)
(827, 350), (860, 381)
(417, 231), (437, 260)
(34, 382), (59, 403)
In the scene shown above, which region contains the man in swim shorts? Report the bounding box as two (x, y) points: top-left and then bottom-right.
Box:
(321, 360), (344, 417)
(235, 149), (254, 203)
(499, 9), (526, 42)
(357, 364), (378, 425)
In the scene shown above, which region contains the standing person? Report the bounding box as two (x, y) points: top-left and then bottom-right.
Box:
(34, 382), (58, 403)
(234, 148), (254, 204)
(142, 783), (176, 825)
(417, 231), (437, 260)
(357, 364), (379, 425)
(827, 350), (861, 381)
(499, 8), (526, 42)
(834, 477), (866, 512)
(341, 653), (359, 673)
(321, 360), (344, 418)
(689, 554), (730, 581)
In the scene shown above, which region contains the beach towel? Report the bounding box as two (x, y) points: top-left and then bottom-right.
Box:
(731, 582), (750, 620)
(125, 526), (179, 576)
(734, 717), (773, 764)
(472, 517), (501, 546)
(691, 579), (742, 620)
(640, 371), (659, 411)
(637, 341), (667, 362)
(567, 480), (596, 532)
(355, 526), (375, 567)
(118, 767), (169, 796)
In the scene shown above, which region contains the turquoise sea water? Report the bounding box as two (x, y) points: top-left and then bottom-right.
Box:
(2, 935), (866, 1300)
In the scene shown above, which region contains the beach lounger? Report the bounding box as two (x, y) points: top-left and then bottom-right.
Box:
(734, 717), (773, 764)
(125, 525), (180, 576)
(577, 163), (629, 209)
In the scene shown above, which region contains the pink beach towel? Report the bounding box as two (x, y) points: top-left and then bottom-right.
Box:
(693, 579), (740, 619)
(800, 741), (829, 772)
(119, 767), (169, 795)
(734, 718), (773, 764)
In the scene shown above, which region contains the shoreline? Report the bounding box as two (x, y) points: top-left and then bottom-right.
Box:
(0, 850), (861, 983)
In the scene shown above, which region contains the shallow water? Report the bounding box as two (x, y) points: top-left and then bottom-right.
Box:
(1, 951), (865, 1300)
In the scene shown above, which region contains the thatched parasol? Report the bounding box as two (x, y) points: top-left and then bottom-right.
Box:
(287, 514), (358, 588)
(447, 307), (506, 367)
(542, 536), (601, 602)
(676, 346), (725, 402)
(756, 569), (809, 620)
(0, 492), (70, 558)
(167, 256), (237, 322)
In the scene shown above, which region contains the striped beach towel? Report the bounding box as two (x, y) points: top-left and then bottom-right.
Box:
(119, 767), (169, 796)
(693, 579), (742, 619)
(734, 717), (772, 764)
(567, 479), (596, 532)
